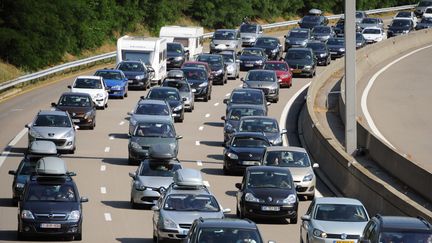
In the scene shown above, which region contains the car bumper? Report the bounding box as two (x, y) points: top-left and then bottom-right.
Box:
(171, 109), (183, 119)
(192, 86), (209, 98)
(240, 63), (264, 71)
(285, 43), (306, 51)
(70, 116), (94, 127)
(294, 180), (316, 196)
(157, 228), (188, 241)
(224, 157), (261, 173)
(211, 74), (225, 84)
(18, 219), (81, 238)
(128, 79), (148, 88)
(167, 59), (184, 69)
(131, 188), (161, 205)
(242, 202), (298, 219)
(28, 136), (74, 152)
(278, 76), (292, 87)
(92, 98), (106, 108)
(129, 147), (149, 161)
(329, 51), (345, 58)
(316, 56), (329, 65)
(307, 237), (360, 243)
(108, 89), (126, 97)
(241, 40), (256, 47)
(291, 68), (314, 76)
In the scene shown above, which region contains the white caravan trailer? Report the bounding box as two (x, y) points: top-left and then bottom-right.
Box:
(159, 26), (204, 57)
(116, 36), (167, 84)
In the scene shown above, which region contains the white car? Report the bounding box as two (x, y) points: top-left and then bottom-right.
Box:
(423, 6), (432, 18)
(393, 11), (418, 27)
(68, 76), (109, 109)
(362, 27), (386, 44)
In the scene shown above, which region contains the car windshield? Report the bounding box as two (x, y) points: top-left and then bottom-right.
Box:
(134, 123), (175, 138)
(421, 18), (432, 23)
(240, 119), (279, 133)
(314, 204), (368, 222)
(302, 15), (321, 23)
(231, 91), (264, 105)
(240, 24), (257, 33)
(148, 89), (180, 101)
(246, 71), (275, 82)
(307, 43), (326, 51)
(33, 114), (71, 127)
(163, 194), (220, 212)
(94, 71), (123, 80)
(220, 53), (234, 63)
(263, 151), (311, 167)
(134, 103), (170, 116)
(419, 0), (432, 6)
(117, 62), (145, 72)
(264, 62), (288, 71)
(231, 137), (270, 148)
(356, 12), (365, 18)
(183, 69), (207, 81)
(379, 232), (432, 243)
(392, 19), (411, 27)
(361, 18), (378, 24)
(255, 38), (278, 47)
(163, 81), (190, 92)
(18, 161), (37, 175)
(196, 55), (223, 66)
(289, 31), (308, 38)
(167, 43), (183, 53)
(73, 78), (102, 89)
(228, 108), (264, 121)
(327, 39), (345, 45)
(214, 31), (236, 40)
(247, 171), (292, 189)
(183, 63), (207, 71)
(285, 50), (312, 60)
(58, 95), (91, 107)
(396, 12), (411, 18)
(197, 228), (262, 243)
(312, 27), (330, 34)
(363, 28), (381, 34)
(241, 49), (263, 56)
(139, 162), (181, 177)
(26, 184), (76, 202)
(356, 33), (364, 40)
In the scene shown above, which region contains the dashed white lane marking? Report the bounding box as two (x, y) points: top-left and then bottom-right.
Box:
(0, 151), (11, 169)
(109, 136), (115, 140)
(119, 121), (125, 126)
(214, 102), (219, 106)
(203, 181), (210, 187)
(225, 93), (231, 97)
(104, 147), (110, 153)
(100, 187), (107, 194)
(195, 141), (200, 146)
(197, 160), (203, 166)
(10, 108), (24, 112)
(0, 128), (27, 168)
(205, 113), (210, 118)
(198, 126), (204, 131)
(100, 165), (106, 171)
(104, 213), (112, 221)
(238, 84), (243, 87)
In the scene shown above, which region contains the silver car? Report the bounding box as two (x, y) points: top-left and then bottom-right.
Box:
(239, 23), (263, 47)
(242, 69), (279, 103)
(262, 146), (319, 199)
(161, 79), (195, 112)
(210, 29), (241, 53)
(128, 99), (173, 136)
(152, 169), (230, 242)
(300, 197), (370, 243)
(219, 50), (240, 79)
(358, 18), (384, 30)
(26, 110), (77, 154)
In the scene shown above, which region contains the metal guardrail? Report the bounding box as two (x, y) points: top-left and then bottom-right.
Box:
(0, 4), (415, 92)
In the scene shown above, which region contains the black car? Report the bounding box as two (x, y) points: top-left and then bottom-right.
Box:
(146, 87), (185, 122)
(223, 132), (271, 175)
(254, 37), (283, 60)
(416, 17), (432, 30)
(327, 37), (345, 59)
(306, 41), (331, 66)
(238, 116), (286, 146)
(387, 19), (414, 38)
(116, 60), (152, 90)
(195, 54), (227, 85)
(284, 28), (311, 51)
(298, 15), (329, 29)
(18, 167), (87, 240)
(356, 32), (367, 49)
(359, 215), (432, 243)
(166, 42), (189, 70)
(235, 166), (299, 223)
(223, 88), (269, 115)
(221, 104), (267, 144)
(51, 92), (96, 129)
(185, 218), (267, 243)
(284, 48), (317, 78)
(311, 26), (335, 42)
(182, 67), (212, 102)
(333, 18), (346, 37)
(238, 47), (268, 71)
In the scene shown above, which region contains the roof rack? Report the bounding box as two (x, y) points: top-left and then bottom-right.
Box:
(173, 169), (204, 188)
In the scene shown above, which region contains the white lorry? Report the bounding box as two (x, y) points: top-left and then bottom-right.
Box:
(116, 36), (167, 85)
(159, 26), (204, 57)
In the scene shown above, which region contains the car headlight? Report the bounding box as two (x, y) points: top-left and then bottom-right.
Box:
(319, 53), (327, 57)
(163, 217), (178, 229)
(269, 88), (277, 94)
(29, 129), (43, 138)
(16, 183), (25, 189)
(84, 111), (93, 119)
(62, 129), (74, 139)
(271, 48), (278, 53)
(304, 65), (312, 70)
(95, 93), (104, 98)
(256, 60), (263, 64)
(111, 85), (122, 90)
(225, 123), (234, 132)
(198, 82), (208, 87)
(303, 173), (314, 182)
(280, 74), (290, 79)
(313, 229), (327, 238)
(130, 118), (137, 126)
(130, 142), (142, 150)
(174, 56), (183, 61)
(213, 69), (223, 75)
(245, 192), (263, 203)
(21, 210), (34, 219)
(135, 75), (145, 80)
(403, 30), (409, 34)
(339, 48), (345, 52)
(68, 210), (80, 221)
(134, 182), (147, 191)
(278, 194), (297, 204)
(173, 105), (183, 111)
(226, 152), (238, 160)
(243, 82), (249, 88)
(301, 41), (307, 46)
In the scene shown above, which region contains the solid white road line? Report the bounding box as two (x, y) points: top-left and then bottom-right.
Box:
(104, 147), (110, 153)
(100, 165), (106, 171)
(205, 113), (210, 118)
(197, 160), (203, 166)
(279, 82), (311, 146)
(100, 187), (107, 194)
(198, 126), (204, 131)
(104, 213), (112, 221)
(214, 102), (219, 106)
(119, 121), (125, 126)
(9, 128), (27, 146)
(195, 141), (200, 146)
(361, 44), (432, 150)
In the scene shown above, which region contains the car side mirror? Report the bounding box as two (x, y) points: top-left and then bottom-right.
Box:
(387, 24), (390, 28)
(281, 129), (287, 134)
(235, 183), (242, 189)
(51, 102), (57, 107)
(240, 77), (244, 82)
(221, 116), (226, 121)
(74, 125), (79, 130)
(67, 85), (71, 89)
(313, 163), (319, 168)
(25, 124), (30, 128)
(127, 112), (133, 116)
(223, 208), (231, 214)
(129, 172), (137, 178)
(8, 170), (16, 175)
(67, 172), (76, 177)
(176, 135), (183, 140)
(147, 67), (155, 73)
(223, 98), (229, 104)
(80, 197), (89, 203)
(151, 205), (160, 211)
(301, 215), (311, 221)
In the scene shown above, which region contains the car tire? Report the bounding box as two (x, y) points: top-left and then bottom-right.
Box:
(291, 216), (298, 224)
(105, 102), (108, 108)
(306, 194), (315, 200)
(130, 198), (138, 209)
(74, 233), (82, 241)
(125, 92), (128, 98)
(128, 157), (137, 165)
(223, 165), (230, 175)
(273, 97), (279, 103)
(236, 205), (240, 217)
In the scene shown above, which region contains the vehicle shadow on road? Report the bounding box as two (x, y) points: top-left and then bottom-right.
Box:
(0, 230), (16, 241)
(116, 238), (153, 243)
(200, 168), (224, 176)
(225, 190), (237, 197)
(108, 133), (130, 139)
(101, 200), (132, 210)
(0, 198), (15, 207)
(207, 154), (224, 161)
(102, 157), (130, 166)
(200, 141), (224, 147)
(8, 146), (27, 154)
(203, 122), (224, 127)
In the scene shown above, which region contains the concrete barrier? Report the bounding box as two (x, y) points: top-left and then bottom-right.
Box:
(301, 29), (432, 221)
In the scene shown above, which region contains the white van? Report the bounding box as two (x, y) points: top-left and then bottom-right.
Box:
(117, 36), (167, 85)
(159, 26), (204, 57)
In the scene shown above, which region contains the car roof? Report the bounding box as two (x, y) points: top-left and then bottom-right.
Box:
(75, 75), (101, 80)
(363, 26), (382, 30)
(315, 197), (365, 205)
(215, 29), (237, 32)
(291, 28), (310, 32)
(197, 53), (222, 58)
(247, 69), (275, 74)
(137, 99), (169, 105)
(181, 67), (207, 72)
(196, 218), (258, 229)
(377, 216), (432, 232)
(232, 88), (264, 94)
(265, 60), (287, 64)
(243, 47), (265, 51)
(246, 165), (292, 174)
(119, 60), (143, 64)
(95, 69), (123, 73)
(183, 61), (209, 66)
(37, 110), (68, 116)
(287, 47), (312, 52)
(265, 146), (307, 153)
(36, 157), (68, 175)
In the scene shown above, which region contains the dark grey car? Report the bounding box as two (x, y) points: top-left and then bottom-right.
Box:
(284, 28), (311, 51)
(311, 26), (335, 42)
(116, 60), (153, 90)
(242, 70), (279, 103)
(238, 116), (286, 146)
(284, 48), (317, 78)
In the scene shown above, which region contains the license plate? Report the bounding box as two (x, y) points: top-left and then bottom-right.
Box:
(334, 241), (354, 243)
(40, 223), (61, 229)
(261, 206), (280, 211)
(242, 161), (258, 165)
(181, 229), (189, 235)
(245, 63), (254, 67)
(292, 69), (302, 73)
(330, 52), (337, 55)
(72, 119), (80, 123)
(128, 80), (134, 83)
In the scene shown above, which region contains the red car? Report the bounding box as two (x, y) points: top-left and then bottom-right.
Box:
(263, 61), (292, 88)
(181, 61), (214, 81)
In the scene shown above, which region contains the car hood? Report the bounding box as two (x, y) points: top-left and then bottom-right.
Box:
(31, 127), (73, 139)
(274, 70), (289, 77)
(388, 26), (409, 32)
(247, 187), (292, 201)
(131, 114), (172, 123)
(287, 167), (313, 181)
(362, 34), (381, 39)
(70, 88), (104, 97)
(312, 220), (367, 235)
(23, 201), (79, 213)
(162, 210), (223, 225)
(255, 45), (276, 52)
(286, 38), (308, 44)
(122, 71), (146, 79)
(210, 65), (223, 71)
(285, 59), (312, 66)
(239, 55), (264, 61)
(104, 79), (126, 87)
(167, 100), (182, 108)
(56, 106), (92, 115)
(312, 50), (327, 56)
(241, 33), (258, 38)
(230, 147), (266, 160)
(16, 175), (30, 185)
(300, 22), (319, 29)
(179, 91), (192, 99)
(327, 44), (344, 49)
(131, 137), (177, 147)
(359, 23), (378, 29)
(167, 52), (182, 58)
(212, 39), (237, 45)
(137, 176), (173, 189)
(226, 120), (240, 131)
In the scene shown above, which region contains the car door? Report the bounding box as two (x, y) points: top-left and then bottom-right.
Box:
(301, 199), (315, 242)
(236, 172), (248, 211)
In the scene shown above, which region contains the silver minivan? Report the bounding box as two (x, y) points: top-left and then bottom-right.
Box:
(210, 29), (242, 53)
(239, 23), (263, 47)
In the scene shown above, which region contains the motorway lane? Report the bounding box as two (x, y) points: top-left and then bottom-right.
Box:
(362, 45), (432, 171)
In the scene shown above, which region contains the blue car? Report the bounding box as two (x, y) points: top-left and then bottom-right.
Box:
(94, 69), (128, 98)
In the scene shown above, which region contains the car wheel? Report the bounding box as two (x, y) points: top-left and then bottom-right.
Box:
(306, 194), (315, 200)
(224, 77), (227, 84)
(236, 205), (240, 217)
(143, 84), (147, 91)
(74, 232), (82, 241)
(239, 206), (245, 219)
(90, 122), (95, 130)
(130, 198), (138, 209)
(128, 157), (136, 165)
(69, 147), (76, 154)
(105, 102), (108, 108)
(125, 91), (128, 98)
(223, 165), (230, 175)
(273, 97), (279, 103)
(290, 215), (298, 224)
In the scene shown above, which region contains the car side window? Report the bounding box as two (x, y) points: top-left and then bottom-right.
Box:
(362, 221), (374, 239)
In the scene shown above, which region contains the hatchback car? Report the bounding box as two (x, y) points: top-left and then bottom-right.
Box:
(239, 23), (263, 47)
(94, 69), (128, 98)
(284, 48), (317, 77)
(238, 116), (286, 146)
(224, 88), (269, 115)
(284, 28), (311, 51)
(195, 54), (227, 85)
(167, 42), (189, 70)
(327, 38), (346, 59)
(116, 60), (153, 90)
(254, 37), (283, 60)
(242, 70), (279, 103)
(387, 19), (414, 38)
(51, 92), (96, 129)
(239, 47), (268, 71)
(181, 61), (213, 81)
(146, 87), (186, 122)
(182, 67), (212, 102)
(356, 11), (368, 24)
(306, 41), (331, 66)
(359, 18), (384, 30)
(300, 197), (370, 243)
(311, 26), (335, 42)
(162, 79), (195, 112)
(219, 50), (240, 79)
(128, 118), (181, 165)
(362, 27), (386, 43)
(223, 132), (271, 175)
(236, 166), (299, 223)
(415, 17), (432, 30)
(127, 99), (172, 136)
(68, 76), (108, 109)
(263, 61), (293, 88)
(262, 146), (318, 200)
(210, 29), (241, 53)
(26, 110), (77, 154)
(298, 15), (329, 29)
